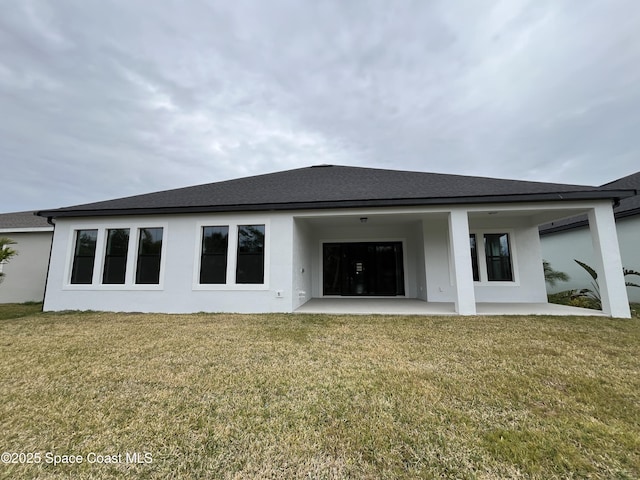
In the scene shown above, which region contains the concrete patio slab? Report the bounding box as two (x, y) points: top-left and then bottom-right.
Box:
(475, 302), (606, 316)
(294, 298), (607, 316)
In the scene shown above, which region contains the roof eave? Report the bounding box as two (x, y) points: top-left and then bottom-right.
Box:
(0, 226), (54, 233)
(539, 204), (640, 236)
(36, 189), (636, 219)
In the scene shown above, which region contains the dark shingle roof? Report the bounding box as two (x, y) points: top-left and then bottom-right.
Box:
(0, 210), (52, 229)
(37, 165), (636, 218)
(540, 171), (640, 234)
(602, 171), (640, 219)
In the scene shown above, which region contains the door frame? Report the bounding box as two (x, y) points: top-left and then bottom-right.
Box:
(319, 238), (408, 297)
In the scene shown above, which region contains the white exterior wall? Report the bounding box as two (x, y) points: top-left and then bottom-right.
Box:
(472, 224), (547, 303)
(0, 230), (53, 303)
(412, 221), (428, 301)
(618, 216), (640, 302)
(541, 215), (640, 302)
(42, 201), (622, 314)
(425, 216), (547, 303)
(44, 213), (294, 313)
(292, 219), (313, 310)
(423, 216), (453, 302)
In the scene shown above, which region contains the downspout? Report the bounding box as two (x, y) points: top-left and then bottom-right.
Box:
(41, 216), (56, 312)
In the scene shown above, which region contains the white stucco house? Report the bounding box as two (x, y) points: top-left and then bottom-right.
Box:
(37, 165), (636, 317)
(0, 211), (54, 303)
(540, 171), (640, 302)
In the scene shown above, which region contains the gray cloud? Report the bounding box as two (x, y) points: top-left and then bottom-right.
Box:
(1, 0), (639, 212)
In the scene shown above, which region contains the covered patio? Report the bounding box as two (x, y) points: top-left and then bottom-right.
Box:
(291, 200), (630, 318)
(294, 297), (606, 316)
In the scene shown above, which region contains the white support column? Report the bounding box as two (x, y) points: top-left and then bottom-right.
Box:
(448, 209), (476, 315)
(588, 203), (631, 318)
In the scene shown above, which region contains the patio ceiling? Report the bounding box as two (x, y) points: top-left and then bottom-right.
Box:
(294, 205), (594, 229)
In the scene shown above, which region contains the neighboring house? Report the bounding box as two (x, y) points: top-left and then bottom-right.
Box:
(37, 165), (635, 317)
(540, 171), (640, 302)
(0, 211), (54, 303)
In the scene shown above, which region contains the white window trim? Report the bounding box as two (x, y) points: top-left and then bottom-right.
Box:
(470, 229), (520, 286)
(192, 219), (270, 291)
(63, 221), (169, 291)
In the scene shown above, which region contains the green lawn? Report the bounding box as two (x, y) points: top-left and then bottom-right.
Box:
(1, 307), (639, 479)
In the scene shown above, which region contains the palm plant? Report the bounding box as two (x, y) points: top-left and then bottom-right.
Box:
(543, 260), (570, 286)
(572, 259), (640, 308)
(0, 237), (18, 283)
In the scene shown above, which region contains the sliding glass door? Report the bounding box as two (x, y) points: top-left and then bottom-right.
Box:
(323, 242), (405, 296)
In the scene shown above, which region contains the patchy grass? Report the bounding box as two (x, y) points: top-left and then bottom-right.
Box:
(1, 309), (639, 479)
(0, 302), (42, 320)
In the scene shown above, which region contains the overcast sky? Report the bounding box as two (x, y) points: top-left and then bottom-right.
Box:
(1, 0), (639, 213)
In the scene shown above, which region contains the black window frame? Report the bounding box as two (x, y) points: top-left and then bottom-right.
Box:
(70, 229), (98, 284)
(199, 226), (229, 284)
(235, 224), (265, 284)
(484, 233), (514, 282)
(135, 227), (164, 285)
(102, 228), (130, 284)
(469, 234), (480, 282)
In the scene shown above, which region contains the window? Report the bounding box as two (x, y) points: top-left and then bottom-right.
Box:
(103, 229), (129, 284)
(236, 224), (265, 284)
(469, 234), (480, 281)
(71, 229), (98, 284)
(200, 226), (228, 284)
(135, 228), (163, 284)
(469, 232), (514, 282)
(484, 233), (513, 281)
